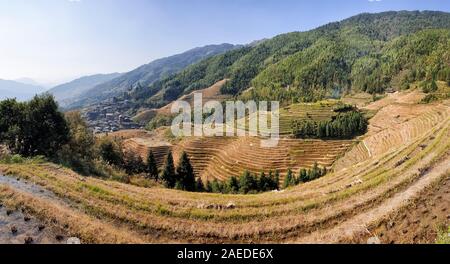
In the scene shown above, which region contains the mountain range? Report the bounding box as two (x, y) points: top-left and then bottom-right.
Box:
(58, 43), (239, 109)
(47, 73), (122, 107)
(39, 11), (450, 116)
(129, 11), (450, 109)
(0, 79), (46, 101)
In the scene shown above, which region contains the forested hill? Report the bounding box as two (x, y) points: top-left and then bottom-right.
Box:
(65, 43), (238, 109)
(131, 11), (450, 108)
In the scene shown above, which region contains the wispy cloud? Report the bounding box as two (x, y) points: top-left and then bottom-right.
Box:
(368, 0), (382, 2)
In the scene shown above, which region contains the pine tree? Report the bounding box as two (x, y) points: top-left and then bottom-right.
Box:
(274, 170), (280, 190)
(161, 151), (176, 188)
(310, 162), (320, 180)
(211, 179), (222, 193)
(135, 155), (146, 174)
(295, 170), (302, 185)
(176, 152), (195, 191)
(299, 168), (308, 183)
(227, 176), (240, 193)
(195, 177), (205, 192)
(146, 150), (159, 181)
(267, 171), (277, 191)
(205, 180), (213, 193)
(283, 168), (294, 189)
(239, 171), (257, 194)
(258, 172), (269, 191)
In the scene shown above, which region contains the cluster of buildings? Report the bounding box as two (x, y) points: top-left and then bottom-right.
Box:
(82, 99), (142, 133)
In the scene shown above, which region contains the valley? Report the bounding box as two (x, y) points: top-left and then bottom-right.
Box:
(1, 10), (449, 245)
(1, 87), (448, 243)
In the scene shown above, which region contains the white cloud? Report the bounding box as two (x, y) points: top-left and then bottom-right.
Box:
(368, 0), (382, 2)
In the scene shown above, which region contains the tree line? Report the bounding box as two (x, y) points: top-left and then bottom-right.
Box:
(0, 95), (156, 179)
(292, 110), (368, 139)
(282, 162), (327, 188)
(202, 170), (280, 194)
(156, 150), (330, 194)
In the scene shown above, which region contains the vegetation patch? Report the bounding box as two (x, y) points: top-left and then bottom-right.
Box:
(292, 110), (368, 139)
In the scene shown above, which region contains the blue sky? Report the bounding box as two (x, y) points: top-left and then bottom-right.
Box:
(1, 0), (449, 85)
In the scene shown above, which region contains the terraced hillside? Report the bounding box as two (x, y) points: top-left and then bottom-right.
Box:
(0, 89), (448, 244)
(173, 136), (352, 182)
(104, 129), (173, 166)
(278, 101), (338, 135)
(334, 90), (448, 171)
(133, 80), (231, 125)
(122, 99), (352, 183)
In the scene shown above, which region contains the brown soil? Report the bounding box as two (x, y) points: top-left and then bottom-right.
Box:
(361, 173), (450, 244)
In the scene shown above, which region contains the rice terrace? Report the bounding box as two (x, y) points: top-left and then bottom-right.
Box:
(0, 2), (450, 248)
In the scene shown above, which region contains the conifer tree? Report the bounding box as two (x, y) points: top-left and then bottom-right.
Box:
(283, 168), (294, 189)
(227, 176), (240, 193)
(274, 170), (280, 190)
(176, 152), (196, 191)
(258, 172), (269, 191)
(239, 171), (257, 194)
(161, 151), (176, 188)
(211, 179), (222, 193)
(205, 180), (213, 193)
(195, 177), (205, 192)
(146, 150), (159, 181)
(299, 168), (308, 183)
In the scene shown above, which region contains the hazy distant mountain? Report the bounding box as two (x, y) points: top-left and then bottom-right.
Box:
(14, 78), (47, 88)
(0, 79), (45, 101)
(65, 43), (238, 109)
(48, 73), (122, 107)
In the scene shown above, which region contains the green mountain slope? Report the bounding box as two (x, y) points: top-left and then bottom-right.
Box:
(132, 11), (450, 108)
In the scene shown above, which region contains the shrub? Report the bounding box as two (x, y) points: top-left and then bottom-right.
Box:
(123, 151), (146, 175)
(11, 154), (25, 164)
(56, 111), (97, 175)
(145, 114), (174, 131)
(98, 137), (124, 167)
(420, 94), (439, 104)
(0, 154), (46, 165)
(421, 79), (438, 93)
